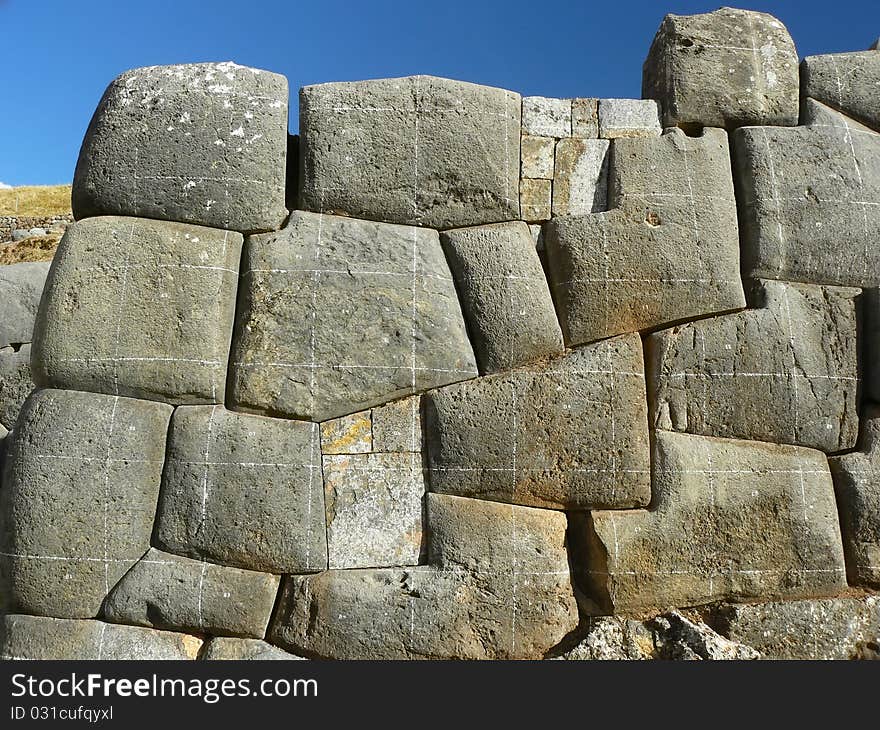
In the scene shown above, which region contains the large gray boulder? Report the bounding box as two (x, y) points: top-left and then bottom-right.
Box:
(298, 75), (521, 229)
(715, 596), (880, 660)
(577, 430), (847, 613)
(229, 211), (477, 421)
(103, 548), (280, 639)
(546, 128), (745, 345)
(643, 7), (799, 129)
(200, 638), (306, 660)
(0, 261), (50, 349)
(439, 221), (564, 373)
(802, 51), (880, 132)
(269, 493), (578, 659)
(734, 101), (880, 287)
(646, 279), (859, 453)
(0, 389), (172, 618)
(0, 344), (33, 430)
(0, 614), (201, 660)
(828, 408), (880, 588)
(154, 405), (327, 574)
(32, 216), (242, 404)
(425, 333), (651, 510)
(72, 62), (288, 233)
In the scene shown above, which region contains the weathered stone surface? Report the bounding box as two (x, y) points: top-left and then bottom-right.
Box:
(299, 75), (520, 229)
(0, 614), (201, 660)
(520, 134), (555, 179)
(72, 62), (288, 232)
(269, 493), (578, 659)
(0, 389), (171, 618)
(371, 395), (421, 452)
(734, 102), (880, 286)
(643, 8), (799, 129)
(864, 288), (880, 404)
(578, 431), (848, 613)
(0, 344), (33, 430)
(520, 178), (551, 221)
(425, 333), (651, 510)
(155, 406), (326, 574)
(323, 453), (424, 569)
(320, 411), (372, 454)
(598, 99), (661, 138)
(828, 408), (880, 588)
(802, 51), (880, 132)
(0, 261), (49, 349)
(32, 216), (242, 404)
(103, 548), (280, 639)
(551, 138), (609, 216)
(522, 96), (570, 138)
(440, 221), (564, 373)
(200, 638), (306, 660)
(229, 211), (477, 421)
(546, 127), (745, 345)
(554, 616), (655, 660)
(716, 596), (880, 660)
(646, 279), (859, 452)
(571, 98), (599, 138)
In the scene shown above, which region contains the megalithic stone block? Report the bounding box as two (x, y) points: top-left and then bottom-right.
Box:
(298, 75), (521, 229)
(0, 344), (33, 430)
(0, 261), (50, 349)
(0, 389), (172, 618)
(425, 333), (651, 510)
(31, 216), (242, 405)
(546, 128), (745, 346)
(828, 407), (880, 588)
(268, 493), (578, 659)
(229, 211), (478, 421)
(577, 431), (847, 613)
(733, 101), (880, 287)
(802, 51), (880, 132)
(72, 62), (288, 233)
(643, 7), (799, 129)
(646, 279), (860, 453)
(0, 614), (202, 660)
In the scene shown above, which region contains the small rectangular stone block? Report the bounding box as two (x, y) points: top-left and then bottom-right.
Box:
(320, 410), (372, 454)
(0, 261), (49, 349)
(522, 96), (571, 138)
(520, 178), (552, 222)
(551, 137), (609, 216)
(371, 395), (421, 453)
(598, 99), (662, 138)
(571, 98), (599, 138)
(802, 51), (880, 132)
(0, 344), (33, 431)
(520, 134), (555, 179)
(200, 637), (306, 660)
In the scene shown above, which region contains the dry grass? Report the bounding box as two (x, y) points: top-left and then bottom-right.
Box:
(0, 185), (71, 217)
(0, 234), (62, 265)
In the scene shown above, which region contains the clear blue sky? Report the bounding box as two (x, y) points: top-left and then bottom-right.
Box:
(0, 0), (877, 185)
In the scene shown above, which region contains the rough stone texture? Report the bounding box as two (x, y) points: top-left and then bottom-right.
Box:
(643, 8), (799, 129)
(864, 287), (880, 404)
(551, 138), (609, 216)
(440, 221), (564, 373)
(522, 96), (570, 138)
(0, 389), (171, 618)
(520, 178), (551, 221)
(72, 62), (288, 233)
(0, 344), (33, 430)
(320, 410), (372, 454)
(554, 616), (655, 660)
(520, 135), (555, 179)
(103, 548), (280, 639)
(229, 211), (478, 421)
(734, 102), (880, 287)
(32, 216), (242, 404)
(425, 333), (651, 510)
(571, 98), (599, 138)
(0, 261), (49, 349)
(828, 408), (880, 588)
(598, 99), (662, 138)
(579, 431), (848, 613)
(546, 127), (745, 345)
(372, 395), (421, 452)
(269, 493), (578, 659)
(0, 614), (201, 660)
(323, 453), (424, 569)
(646, 278), (859, 453)
(200, 638), (306, 660)
(0, 426), (8, 489)
(299, 75), (520, 229)
(716, 596), (880, 660)
(154, 405), (327, 574)
(802, 51), (880, 132)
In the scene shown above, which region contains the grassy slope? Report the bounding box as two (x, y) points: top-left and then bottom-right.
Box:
(0, 185), (72, 264)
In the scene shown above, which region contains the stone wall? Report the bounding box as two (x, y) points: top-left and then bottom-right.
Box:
(1, 7), (879, 660)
